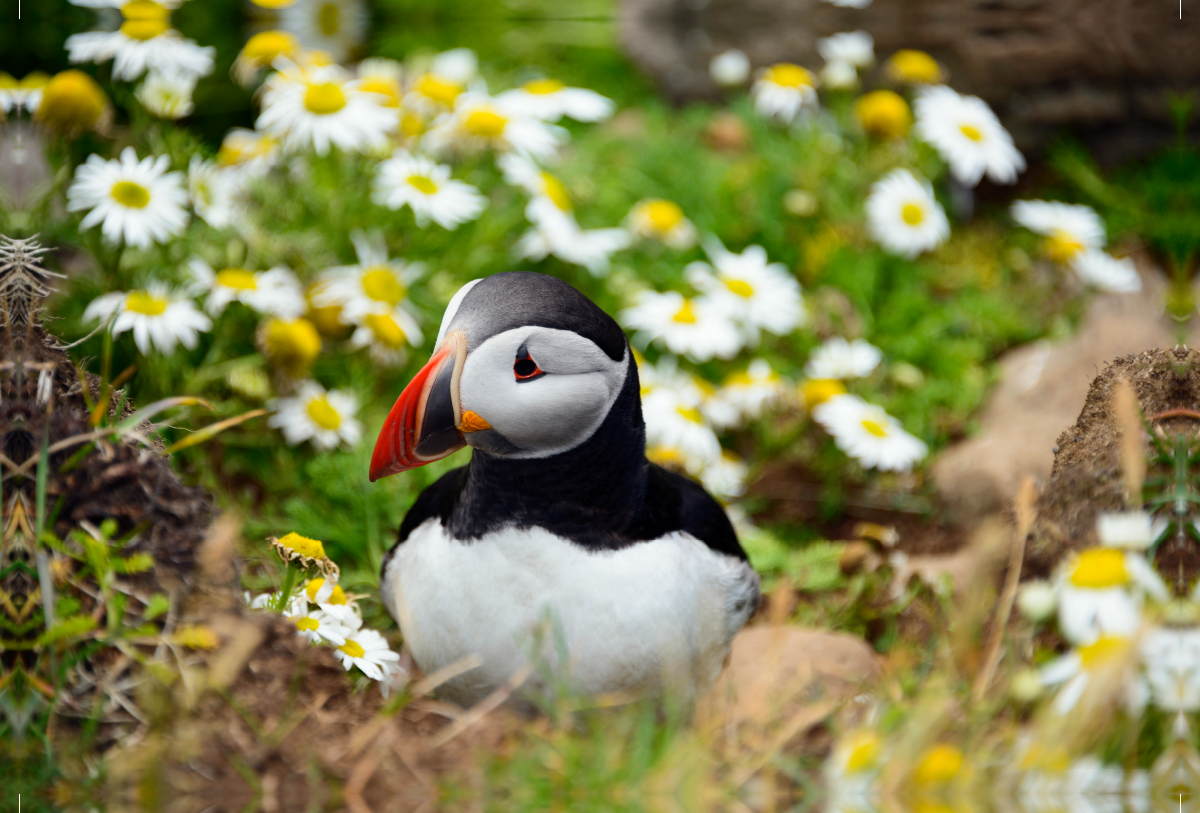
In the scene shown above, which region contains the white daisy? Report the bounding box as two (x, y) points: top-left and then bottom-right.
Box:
(495, 78), (614, 123)
(348, 307), (424, 366)
(83, 283), (212, 355)
(751, 63), (819, 123)
(819, 60), (859, 91)
(293, 605), (355, 646)
(641, 369), (722, 471)
(700, 453), (749, 500)
(702, 359), (787, 430)
(865, 169), (950, 258)
(188, 259), (306, 318)
(1009, 200), (1106, 264)
(515, 198), (630, 277)
(279, 0), (368, 63)
(66, 147), (188, 248)
(1056, 548), (1167, 646)
(817, 31), (874, 69)
(1096, 511), (1162, 551)
(684, 237), (805, 342)
(314, 231), (424, 322)
(233, 30), (301, 87)
(804, 337), (882, 380)
(422, 91), (567, 161)
(65, 0), (214, 82)
(334, 627), (401, 681)
(621, 290), (743, 362)
(1071, 250), (1142, 294)
(257, 60), (395, 156)
(355, 57), (404, 108)
(1016, 580), (1058, 622)
(399, 48), (478, 116)
(709, 49), (750, 87)
(1141, 628), (1200, 712)
(268, 380), (362, 450)
(372, 150), (486, 229)
(913, 85), (1025, 186)
(135, 69), (196, 119)
(305, 576), (350, 607)
(379, 660), (410, 699)
(812, 394), (927, 472)
(626, 199), (698, 250)
(496, 153), (576, 212)
(1040, 636), (1145, 716)
(217, 128), (280, 178)
(187, 156), (241, 229)
(0, 72), (49, 114)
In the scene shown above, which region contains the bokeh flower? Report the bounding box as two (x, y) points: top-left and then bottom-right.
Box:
(496, 78), (614, 123)
(685, 237), (805, 343)
(34, 69), (109, 135)
(65, 0), (215, 81)
(315, 232), (424, 322)
(884, 50), (944, 84)
(259, 317), (322, 378)
(268, 380), (362, 450)
(67, 147), (188, 247)
(373, 150), (487, 229)
(334, 627), (401, 680)
(914, 85), (1025, 186)
(189, 259), (306, 318)
(854, 90), (911, 139)
(621, 290), (742, 361)
(812, 394), (928, 472)
(257, 60), (395, 155)
(804, 337), (882, 380)
(865, 169), (949, 258)
(626, 199), (698, 249)
(84, 283), (212, 355)
(136, 69), (196, 119)
(1010, 200), (1106, 264)
(751, 63), (818, 123)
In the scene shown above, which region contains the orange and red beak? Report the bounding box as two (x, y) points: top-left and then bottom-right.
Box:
(370, 331), (476, 481)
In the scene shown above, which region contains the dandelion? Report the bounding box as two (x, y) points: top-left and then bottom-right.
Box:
(65, 0), (215, 81)
(278, 0), (368, 63)
(83, 283), (212, 355)
(33, 70), (109, 135)
(709, 49), (750, 87)
(1056, 547), (1167, 645)
(883, 50), (944, 85)
(702, 359), (786, 430)
(626, 199), (698, 250)
(348, 307), (424, 366)
(334, 627), (401, 680)
(233, 30), (301, 86)
(496, 78), (615, 123)
(620, 290), (743, 362)
(67, 147), (188, 248)
(1010, 199), (1106, 264)
(188, 259), (306, 318)
(187, 156), (241, 229)
(751, 63), (818, 123)
(271, 532), (335, 572)
(423, 92), (566, 161)
(812, 394), (927, 472)
(257, 60), (395, 156)
(314, 231), (424, 322)
(373, 150), (487, 229)
(685, 237), (805, 342)
(0, 72), (50, 114)
(804, 337), (882, 380)
(268, 380), (363, 450)
(135, 69), (196, 119)
(914, 85), (1025, 186)
(865, 169), (950, 258)
(259, 317), (322, 378)
(1071, 250), (1142, 294)
(854, 89), (911, 139)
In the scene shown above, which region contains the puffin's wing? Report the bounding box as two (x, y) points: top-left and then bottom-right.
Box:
(642, 463), (747, 561)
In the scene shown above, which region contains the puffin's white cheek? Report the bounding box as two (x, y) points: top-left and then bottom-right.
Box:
(475, 373), (612, 452)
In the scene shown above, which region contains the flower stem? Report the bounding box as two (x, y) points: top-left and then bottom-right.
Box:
(275, 562), (299, 612)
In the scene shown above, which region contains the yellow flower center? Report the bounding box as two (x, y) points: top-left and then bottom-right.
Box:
(317, 1), (340, 36)
(251, 0), (296, 7)
(415, 74), (462, 106)
(240, 30), (299, 65)
(524, 78), (565, 95)
(120, 19), (170, 41)
(672, 300), (697, 323)
(363, 312), (406, 348)
(295, 616), (319, 632)
(35, 70), (108, 134)
(361, 267), (404, 305)
(1069, 548), (1129, 588)
(885, 50), (943, 84)
(853, 90), (912, 139)
(125, 290), (168, 316)
(959, 123), (984, 142)
(648, 446), (684, 467)
(306, 396), (343, 430)
(0, 73), (16, 90)
(120, 0), (170, 40)
(844, 731), (881, 773)
(912, 744), (964, 786)
(262, 318), (322, 376)
(407, 174), (438, 195)
(901, 203), (925, 226)
(17, 72), (50, 91)
(216, 268), (258, 291)
(464, 106), (507, 138)
(338, 639), (365, 658)
(1044, 230), (1084, 264)
(1078, 635), (1129, 667)
(279, 532), (326, 559)
(400, 111), (426, 137)
(305, 577), (347, 604)
(801, 378), (846, 409)
(766, 64), (813, 89)
(360, 76), (401, 107)
(111, 180), (150, 208)
(861, 418), (889, 438)
(676, 405), (703, 424)
(726, 278), (754, 298)
(541, 172), (573, 211)
(643, 199), (683, 232)
(304, 82), (347, 115)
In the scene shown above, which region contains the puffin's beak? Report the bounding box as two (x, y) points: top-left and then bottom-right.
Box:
(370, 331), (470, 481)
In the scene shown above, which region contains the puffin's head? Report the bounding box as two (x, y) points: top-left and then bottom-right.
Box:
(369, 272), (631, 481)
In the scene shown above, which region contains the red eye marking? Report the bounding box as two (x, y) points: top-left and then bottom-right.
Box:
(514, 346), (544, 381)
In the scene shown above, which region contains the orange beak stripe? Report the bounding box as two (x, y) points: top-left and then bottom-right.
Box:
(458, 410), (492, 433)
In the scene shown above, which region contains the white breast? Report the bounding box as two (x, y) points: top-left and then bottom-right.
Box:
(381, 519), (759, 708)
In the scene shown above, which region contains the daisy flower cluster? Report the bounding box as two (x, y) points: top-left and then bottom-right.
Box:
(248, 532), (405, 695)
(1011, 199), (1142, 293)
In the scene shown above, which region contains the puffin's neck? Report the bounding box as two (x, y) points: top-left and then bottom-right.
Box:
(449, 361), (648, 549)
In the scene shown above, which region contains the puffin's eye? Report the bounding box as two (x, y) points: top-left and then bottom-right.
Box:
(514, 345), (544, 382)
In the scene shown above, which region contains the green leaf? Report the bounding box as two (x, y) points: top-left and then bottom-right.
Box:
(36, 615), (99, 647)
(144, 594), (170, 620)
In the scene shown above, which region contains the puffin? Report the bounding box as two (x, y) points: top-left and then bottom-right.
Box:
(370, 271), (760, 708)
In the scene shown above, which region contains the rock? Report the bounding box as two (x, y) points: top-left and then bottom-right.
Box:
(618, 0), (1200, 160)
(932, 258), (1175, 522)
